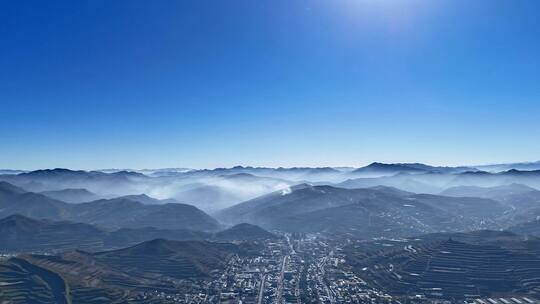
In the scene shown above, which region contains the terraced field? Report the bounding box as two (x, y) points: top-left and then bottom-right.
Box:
(0, 258), (69, 304)
(0, 239), (253, 303)
(93, 239), (241, 279)
(347, 237), (540, 300)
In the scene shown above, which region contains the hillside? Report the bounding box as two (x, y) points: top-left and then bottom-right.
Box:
(0, 181), (221, 231)
(0, 214), (108, 252)
(509, 219), (540, 236)
(214, 223), (277, 241)
(351, 162), (426, 176)
(345, 231), (540, 299)
(0, 214), (275, 252)
(0, 168), (147, 195)
(0, 182), (69, 220)
(0, 258), (70, 304)
(0, 239), (254, 303)
(337, 174), (443, 194)
(94, 239), (243, 279)
(40, 188), (100, 203)
(351, 162), (474, 177)
(217, 184), (507, 237)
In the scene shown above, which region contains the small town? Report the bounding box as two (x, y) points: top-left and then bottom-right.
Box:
(129, 233), (540, 304)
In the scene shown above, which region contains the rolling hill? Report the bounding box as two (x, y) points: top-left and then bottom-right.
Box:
(0, 214), (108, 252)
(0, 182), (68, 220)
(0, 168), (147, 195)
(40, 188), (101, 203)
(0, 239), (256, 303)
(351, 162), (475, 177)
(0, 214), (275, 252)
(214, 223), (277, 241)
(345, 230), (540, 299)
(441, 183), (539, 199)
(0, 181), (221, 231)
(217, 184), (508, 237)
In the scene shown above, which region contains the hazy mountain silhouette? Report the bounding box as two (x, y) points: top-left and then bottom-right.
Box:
(40, 188), (101, 203)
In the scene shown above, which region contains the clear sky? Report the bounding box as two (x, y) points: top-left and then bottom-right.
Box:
(1, 0), (539, 170)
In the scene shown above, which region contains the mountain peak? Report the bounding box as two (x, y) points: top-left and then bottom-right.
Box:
(120, 238), (180, 256)
(215, 223), (276, 241)
(354, 162), (425, 173)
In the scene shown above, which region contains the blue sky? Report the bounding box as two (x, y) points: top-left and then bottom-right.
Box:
(1, 0), (539, 170)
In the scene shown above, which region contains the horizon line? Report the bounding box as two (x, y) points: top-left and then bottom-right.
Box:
(2, 159), (539, 172)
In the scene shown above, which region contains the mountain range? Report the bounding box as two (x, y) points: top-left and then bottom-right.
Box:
(217, 184), (510, 237)
(2, 162), (540, 213)
(2, 162), (540, 240)
(0, 213), (276, 252)
(2, 162), (540, 303)
(0, 182), (220, 231)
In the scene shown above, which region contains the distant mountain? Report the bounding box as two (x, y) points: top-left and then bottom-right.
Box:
(116, 193), (179, 205)
(396, 163), (476, 173)
(39, 189), (182, 206)
(351, 162), (475, 177)
(173, 183), (246, 212)
(136, 167), (193, 176)
(97, 167), (195, 177)
(500, 169), (540, 178)
(0, 181), (221, 231)
(217, 184), (505, 237)
(409, 193), (508, 218)
(40, 188), (101, 203)
(0, 182), (69, 220)
(69, 197), (221, 231)
(172, 173), (294, 212)
(176, 166), (344, 183)
(338, 174), (443, 194)
(440, 183), (540, 210)
(352, 162), (426, 175)
(448, 169), (540, 189)
(0, 168), (147, 195)
(214, 223), (277, 241)
(192, 165), (339, 176)
(102, 166), (349, 180)
(217, 184), (363, 225)
(340, 168), (540, 195)
(0, 169), (27, 175)
(476, 160), (540, 173)
(20, 168), (146, 179)
(440, 183), (540, 226)
(441, 183), (538, 198)
(0, 181), (26, 194)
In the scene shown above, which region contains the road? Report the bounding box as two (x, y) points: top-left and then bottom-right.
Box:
(275, 255), (289, 304)
(317, 255), (335, 304)
(257, 274), (267, 304)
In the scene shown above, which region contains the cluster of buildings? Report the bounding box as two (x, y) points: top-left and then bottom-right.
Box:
(291, 235), (397, 304)
(131, 233), (539, 304)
